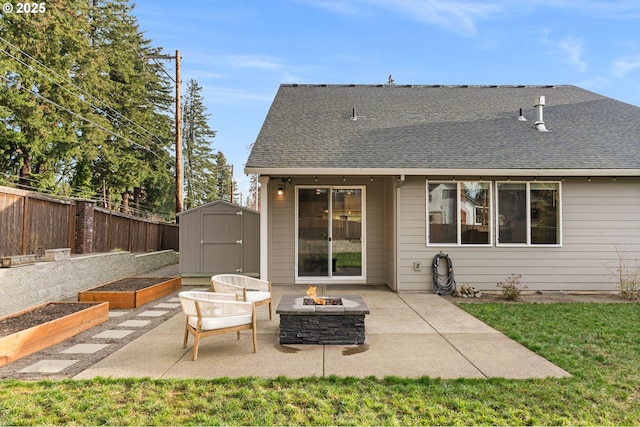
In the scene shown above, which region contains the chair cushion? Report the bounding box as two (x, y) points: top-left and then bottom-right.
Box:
(189, 314), (252, 331)
(245, 291), (271, 303)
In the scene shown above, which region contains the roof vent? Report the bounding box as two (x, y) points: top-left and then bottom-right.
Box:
(518, 108), (527, 121)
(350, 107), (358, 121)
(534, 96), (548, 131)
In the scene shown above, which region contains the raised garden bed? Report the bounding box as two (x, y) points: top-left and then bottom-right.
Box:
(78, 276), (181, 309)
(0, 301), (108, 367)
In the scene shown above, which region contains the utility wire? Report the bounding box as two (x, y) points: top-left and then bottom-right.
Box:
(0, 35), (170, 149)
(151, 57), (176, 83)
(0, 38), (229, 211)
(0, 72), (174, 169)
(1, 175), (175, 219)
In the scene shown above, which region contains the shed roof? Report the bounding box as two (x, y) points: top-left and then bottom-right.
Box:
(176, 199), (259, 217)
(245, 84), (640, 176)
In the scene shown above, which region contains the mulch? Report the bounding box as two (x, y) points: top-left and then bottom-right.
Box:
(86, 277), (175, 292)
(0, 303), (96, 337)
(1, 277), (176, 337)
(443, 291), (636, 304)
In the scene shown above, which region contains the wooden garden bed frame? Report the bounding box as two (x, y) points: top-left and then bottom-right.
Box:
(78, 277), (181, 308)
(0, 301), (109, 367)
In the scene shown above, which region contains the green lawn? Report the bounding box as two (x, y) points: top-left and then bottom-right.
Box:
(1, 302), (639, 425)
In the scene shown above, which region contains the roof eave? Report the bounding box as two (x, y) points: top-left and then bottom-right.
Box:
(244, 167), (640, 177)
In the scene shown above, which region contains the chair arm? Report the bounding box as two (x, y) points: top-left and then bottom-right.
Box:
(245, 278), (271, 293)
(211, 280), (244, 296)
(196, 299), (253, 318)
(194, 292), (238, 302)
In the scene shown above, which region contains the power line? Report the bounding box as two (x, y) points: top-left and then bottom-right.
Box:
(0, 35), (170, 151)
(1, 174), (176, 219)
(0, 38), (230, 211)
(0, 72), (174, 169)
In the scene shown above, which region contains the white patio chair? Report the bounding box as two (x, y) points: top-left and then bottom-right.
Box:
(179, 291), (256, 360)
(211, 274), (272, 319)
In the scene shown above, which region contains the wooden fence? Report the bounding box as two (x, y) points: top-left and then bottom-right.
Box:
(0, 186), (178, 258)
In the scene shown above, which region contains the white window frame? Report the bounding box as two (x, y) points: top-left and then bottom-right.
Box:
(495, 181), (562, 247)
(294, 185), (367, 284)
(426, 180), (493, 247)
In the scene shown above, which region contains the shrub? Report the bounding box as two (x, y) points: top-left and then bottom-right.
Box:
(609, 252), (640, 300)
(497, 274), (527, 300)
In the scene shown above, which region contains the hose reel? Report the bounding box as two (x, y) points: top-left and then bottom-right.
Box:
(432, 252), (456, 295)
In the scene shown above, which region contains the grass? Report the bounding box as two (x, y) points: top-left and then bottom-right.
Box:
(1, 303), (639, 425)
(334, 251), (362, 268)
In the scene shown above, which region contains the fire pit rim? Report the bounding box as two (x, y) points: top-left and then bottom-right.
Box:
(276, 294), (370, 315)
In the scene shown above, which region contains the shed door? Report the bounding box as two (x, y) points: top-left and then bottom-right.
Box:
(201, 212), (242, 273)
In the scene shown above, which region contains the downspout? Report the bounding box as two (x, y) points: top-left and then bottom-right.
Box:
(259, 175), (270, 280)
(394, 176), (404, 292)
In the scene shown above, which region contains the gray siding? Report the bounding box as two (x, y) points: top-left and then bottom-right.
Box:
(270, 180), (296, 284)
(397, 176), (640, 291)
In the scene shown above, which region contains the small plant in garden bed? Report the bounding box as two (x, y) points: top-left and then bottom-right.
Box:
(497, 273), (527, 300)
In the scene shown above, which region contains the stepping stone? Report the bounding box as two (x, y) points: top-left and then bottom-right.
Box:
(154, 303), (180, 309)
(118, 320), (151, 328)
(108, 311), (128, 318)
(137, 310), (168, 317)
(61, 344), (109, 354)
(19, 360), (78, 373)
(167, 297), (180, 303)
(93, 330), (135, 339)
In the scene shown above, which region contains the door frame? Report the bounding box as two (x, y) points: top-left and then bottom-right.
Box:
(294, 185), (367, 284)
(200, 211), (243, 274)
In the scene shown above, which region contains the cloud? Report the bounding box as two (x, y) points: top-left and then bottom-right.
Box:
(299, 0), (501, 36)
(225, 55), (284, 71)
(370, 0), (500, 36)
(612, 53), (640, 78)
(307, 0), (361, 14)
(534, 0), (640, 19)
(201, 87), (275, 106)
(188, 52), (284, 71)
(558, 36), (587, 72)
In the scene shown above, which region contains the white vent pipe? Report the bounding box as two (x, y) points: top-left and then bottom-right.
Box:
(534, 96), (548, 131)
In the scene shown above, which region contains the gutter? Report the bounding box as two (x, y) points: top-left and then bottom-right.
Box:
(243, 167), (640, 177)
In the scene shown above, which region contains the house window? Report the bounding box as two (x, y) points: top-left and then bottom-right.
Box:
(427, 181), (491, 245)
(496, 182), (561, 245)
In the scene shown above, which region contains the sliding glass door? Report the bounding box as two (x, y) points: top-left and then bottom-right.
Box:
(297, 186), (364, 280)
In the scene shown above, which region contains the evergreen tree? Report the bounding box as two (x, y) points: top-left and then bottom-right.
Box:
(0, 0), (177, 218)
(88, 0), (174, 215)
(0, 0), (104, 192)
(244, 143), (259, 209)
(245, 174), (260, 210)
(214, 151), (238, 203)
(181, 79), (218, 210)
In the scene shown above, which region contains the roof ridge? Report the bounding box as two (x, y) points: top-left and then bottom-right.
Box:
(281, 83), (564, 89)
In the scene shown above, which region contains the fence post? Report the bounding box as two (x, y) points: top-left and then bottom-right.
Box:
(21, 194), (29, 255)
(75, 200), (95, 254)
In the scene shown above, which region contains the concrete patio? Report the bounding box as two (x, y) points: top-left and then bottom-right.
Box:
(73, 284), (570, 380)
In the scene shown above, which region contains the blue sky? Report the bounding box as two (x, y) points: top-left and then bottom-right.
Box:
(133, 0), (640, 203)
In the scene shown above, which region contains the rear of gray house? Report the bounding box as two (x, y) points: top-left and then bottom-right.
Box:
(245, 84), (640, 292)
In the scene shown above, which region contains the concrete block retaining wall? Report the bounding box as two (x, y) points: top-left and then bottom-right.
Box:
(0, 250), (178, 317)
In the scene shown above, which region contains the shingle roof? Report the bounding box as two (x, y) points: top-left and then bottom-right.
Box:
(245, 84), (640, 173)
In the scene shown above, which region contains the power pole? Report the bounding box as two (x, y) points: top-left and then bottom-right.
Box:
(230, 164), (234, 204)
(175, 50), (182, 214)
(144, 50), (182, 215)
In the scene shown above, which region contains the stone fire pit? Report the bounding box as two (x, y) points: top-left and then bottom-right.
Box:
(276, 295), (369, 345)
